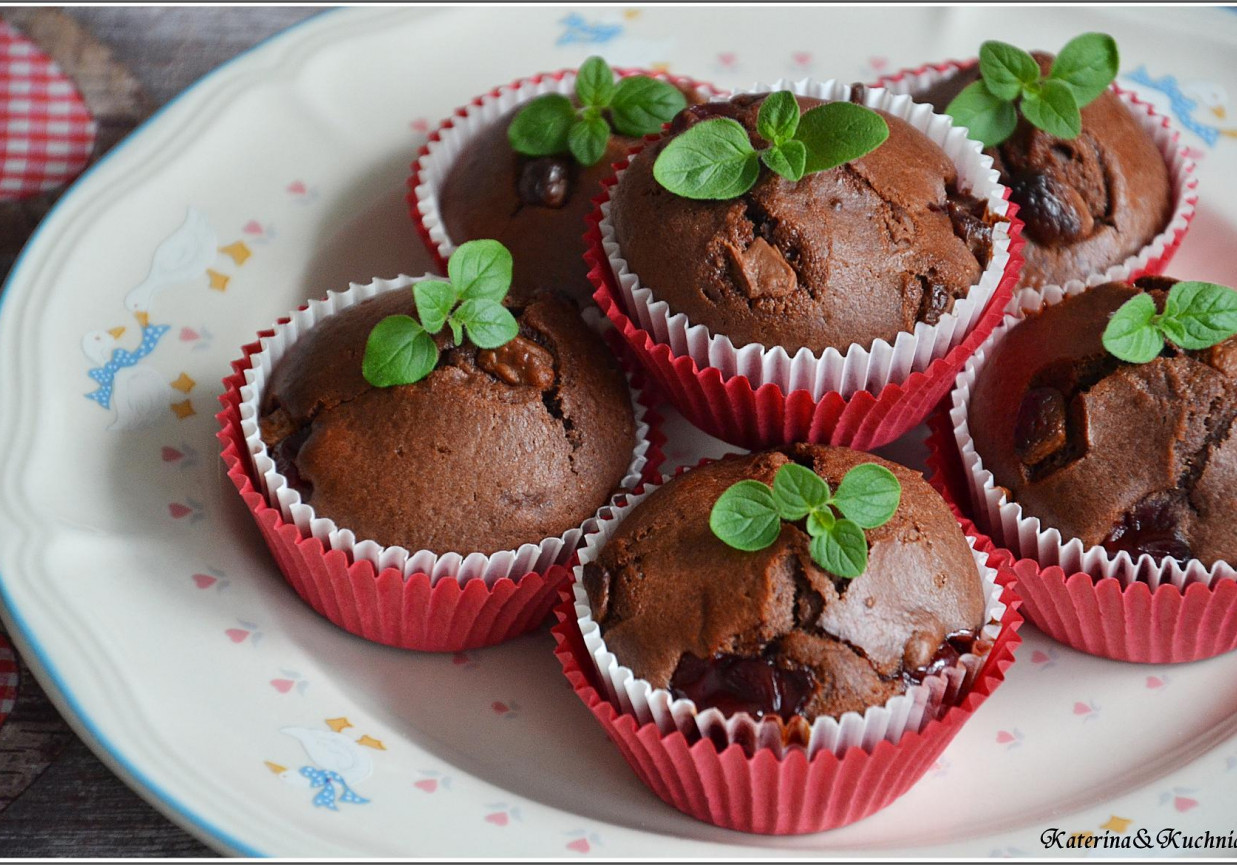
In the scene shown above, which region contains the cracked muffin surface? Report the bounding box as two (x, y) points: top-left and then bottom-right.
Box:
(919, 54), (1171, 288)
(582, 445), (986, 721)
(609, 92), (994, 355)
(969, 277), (1237, 566)
(258, 288), (636, 555)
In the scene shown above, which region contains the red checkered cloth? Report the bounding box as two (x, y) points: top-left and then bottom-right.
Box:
(0, 19), (96, 200)
(0, 633), (16, 729)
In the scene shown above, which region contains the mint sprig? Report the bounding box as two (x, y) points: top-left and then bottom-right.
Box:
(652, 92), (889, 200)
(507, 56), (687, 167)
(1102, 281), (1237, 364)
(946, 33), (1119, 148)
(709, 462), (902, 579)
(362, 240), (519, 387)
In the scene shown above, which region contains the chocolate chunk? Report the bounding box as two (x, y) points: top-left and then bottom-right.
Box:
(849, 83), (867, 105)
(271, 424), (314, 501)
(1133, 275), (1178, 295)
(476, 335), (556, 388)
(905, 630), (979, 682)
(582, 561), (612, 623)
(943, 194), (994, 267)
(259, 405), (297, 447)
(902, 629), (940, 672)
(1103, 495), (1192, 561)
(726, 237), (797, 300)
(669, 100), (743, 134)
(1014, 386), (1068, 466)
(917, 278), (951, 325)
(669, 651), (816, 722)
(1008, 170), (1094, 246)
(516, 157), (571, 209)
(1200, 339), (1237, 378)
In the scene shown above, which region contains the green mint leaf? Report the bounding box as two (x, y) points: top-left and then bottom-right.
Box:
(831, 463), (901, 529)
(770, 463), (831, 521)
(610, 75), (688, 137)
(567, 114), (611, 167)
(507, 93), (575, 156)
(979, 40), (1042, 101)
(362, 315), (438, 387)
(1159, 281), (1237, 351)
(756, 90), (800, 146)
(760, 139), (806, 182)
(794, 101), (889, 174)
(1102, 291), (1163, 363)
(455, 298), (518, 350)
(412, 280), (456, 334)
(449, 239), (513, 302)
(805, 507), (835, 538)
(946, 80), (1018, 148)
(710, 479), (781, 552)
(447, 316), (463, 347)
(575, 56), (616, 108)
(1020, 78), (1082, 139)
(810, 519), (868, 579)
(1050, 32), (1119, 107)
(653, 117), (760, 200)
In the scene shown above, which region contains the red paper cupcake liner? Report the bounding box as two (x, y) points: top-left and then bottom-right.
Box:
(408, 67), (721, 277)
(217, 334), (664, 653)
(551, 579), (1022, 834)
(924, 408), (1237, 664)
(877, 59), (1199, 286)
(585, 174), (1025, 452)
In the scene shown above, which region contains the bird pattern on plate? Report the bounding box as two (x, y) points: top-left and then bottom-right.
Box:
(266, 717), (384, 811)
(80, 205), (262, 431)
(1124, 66), (1237, 150)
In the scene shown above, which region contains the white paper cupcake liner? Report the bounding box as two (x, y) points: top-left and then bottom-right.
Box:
(411, 68), (722, 268)
(880, 61), (1199, 292)
(571, 469), (1006, 760)
(950, 280), (1237, 592)
(598, 76), (1014, 401)
(238, 274), (653, 587)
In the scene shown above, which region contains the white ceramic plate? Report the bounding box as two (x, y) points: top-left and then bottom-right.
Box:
(3, 6), (1237, 857)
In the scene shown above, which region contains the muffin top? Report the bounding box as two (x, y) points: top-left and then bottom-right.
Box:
(922, 54), (1172, 288)
(969, 276), (1237, 565)
(439, 79), (704, 307)
(259, 288), (637, 555)
(609, 91), (994, 355)
(582, 445), (987, 722)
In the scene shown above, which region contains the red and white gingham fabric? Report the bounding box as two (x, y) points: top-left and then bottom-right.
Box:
(0, 633), (16, 729)
(0, 19), (95, 200)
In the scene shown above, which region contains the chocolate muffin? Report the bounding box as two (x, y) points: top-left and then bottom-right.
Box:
(582, 446), (987, 722)
(439, 82), (703, 306)
(608, 91), (995, 355)
(258, 288), (637, 555)
(968, 276), (1237, 566)
(920, 54), (1172, 288)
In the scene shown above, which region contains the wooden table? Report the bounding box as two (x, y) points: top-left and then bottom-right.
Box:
(0, 8), (324, 855)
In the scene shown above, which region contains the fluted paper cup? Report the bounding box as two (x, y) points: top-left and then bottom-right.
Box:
(879, 59), (1198, 288)
(551, 463), (1023, 834)
(588, 77), (1025, 451)
(925, 279), (1237, 664)
(217, 275), (662, 652)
